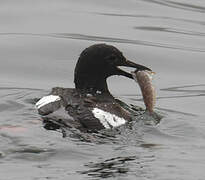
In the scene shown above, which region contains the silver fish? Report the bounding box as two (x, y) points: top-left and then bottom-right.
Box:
(131, 70), (156, 114)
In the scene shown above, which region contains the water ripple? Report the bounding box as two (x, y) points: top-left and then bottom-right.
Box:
(135, 26), (205, 37)
(95, 13), (205, 26)
(0, 87), (42, 91)
(161, 84), (205, 93)
(1, 33), (205, 52)
(141, 0), (205, 13)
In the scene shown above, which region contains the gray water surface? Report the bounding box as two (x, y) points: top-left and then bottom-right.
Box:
(0, 0), (205, 179)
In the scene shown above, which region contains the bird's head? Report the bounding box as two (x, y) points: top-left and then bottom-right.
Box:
(74, 44), (151, 93)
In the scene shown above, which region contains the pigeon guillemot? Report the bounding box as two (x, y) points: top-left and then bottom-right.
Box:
(36, 44), (151, 132)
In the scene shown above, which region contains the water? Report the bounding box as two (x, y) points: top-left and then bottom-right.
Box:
(0, 0), (205, 179)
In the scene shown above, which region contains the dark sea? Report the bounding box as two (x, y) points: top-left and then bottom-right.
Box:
(0, 0), (205, 179)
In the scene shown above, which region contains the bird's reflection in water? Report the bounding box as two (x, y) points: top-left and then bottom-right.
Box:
(80, 156), (136, 178)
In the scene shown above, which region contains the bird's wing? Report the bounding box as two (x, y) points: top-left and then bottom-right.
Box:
(35, 95), (62, 115)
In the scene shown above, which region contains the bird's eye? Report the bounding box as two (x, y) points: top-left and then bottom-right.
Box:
(109, 54), (116, 60)
(105, 54), (118, 65)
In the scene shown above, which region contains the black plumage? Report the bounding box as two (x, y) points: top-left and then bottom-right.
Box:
(36, 44), (151, 132)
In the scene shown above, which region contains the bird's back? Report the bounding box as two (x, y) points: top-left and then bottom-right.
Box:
(36, 87), (132, 132)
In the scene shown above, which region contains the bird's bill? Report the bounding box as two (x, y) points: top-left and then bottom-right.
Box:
(116, 59), (152, 79)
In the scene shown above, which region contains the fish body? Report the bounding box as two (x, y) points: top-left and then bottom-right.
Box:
(132, 70), (156, 113)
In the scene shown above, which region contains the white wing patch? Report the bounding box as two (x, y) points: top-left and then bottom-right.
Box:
(35, 95), (61, 109)
(92, 108), (126, 129)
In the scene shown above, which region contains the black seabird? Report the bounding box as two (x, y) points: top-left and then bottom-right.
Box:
(36, 44), (151, 132)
